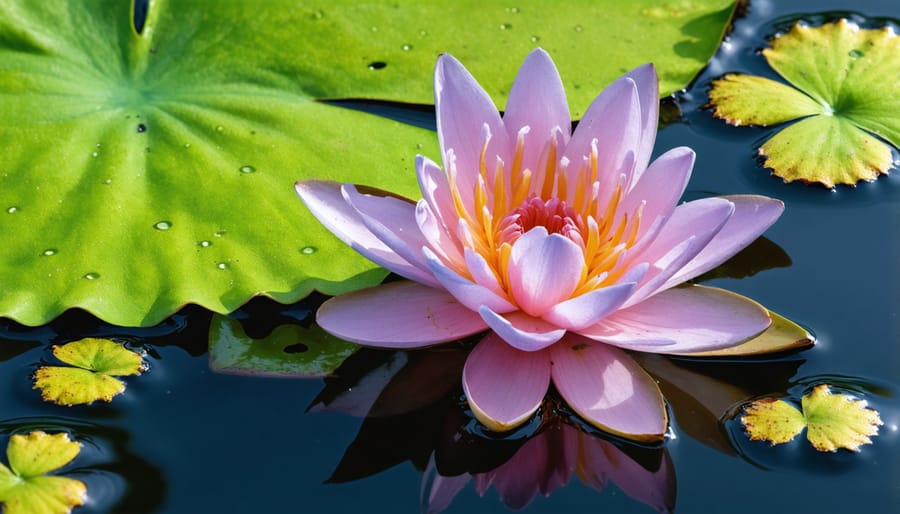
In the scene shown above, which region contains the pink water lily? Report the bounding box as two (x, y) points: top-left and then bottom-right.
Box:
(296, 48), (783, 441)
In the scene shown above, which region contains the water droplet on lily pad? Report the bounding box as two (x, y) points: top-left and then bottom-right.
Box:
(499, 23), (511, 30)
(154, 221), (172, 231)
(41, 248), (57, 256)
(239, 165), (256, 174)
(198, 240), (211, 248)
(530, 35), (540, 43)
(312, 9), (324, 19)
(91, 151), (98, 157)
(215, 125), (224, 132)
(574, 24), (584, 32)
(300, 246), (317, 255)
(83, 272), (100, 280)
(137, 123), (147, 133)
(401, 43), (412, 51)
(7, 206), (18, 213)
(368, 61), (387, 70)
(370, 26), (378, 32)
(418, 29), (427, 36)
(183, 143), (191, 148)
(849, 49), (864, 58)
(217, 262), (228, 270)
(214, 230), (227, 237)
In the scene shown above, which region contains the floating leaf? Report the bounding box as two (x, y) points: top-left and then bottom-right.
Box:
(708, 19), (899, 187)
(0, 431), (86, 514)
(0, 0), (736, 327)
(741, 384), (882, 451)
(33, 338), (145, 406)
(208, 315), (359, 378)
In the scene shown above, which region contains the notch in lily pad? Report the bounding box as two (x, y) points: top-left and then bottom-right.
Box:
(741, 384), (883, 452)
(33, 338), (146, 406)
(708, 19), (899, 187)
(0, 431), (86, 514)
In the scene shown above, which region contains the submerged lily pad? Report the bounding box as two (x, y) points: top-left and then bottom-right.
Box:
(0, 431), (86, 514)
(741, 384), (882, 452)
(0, 0), (735, 327)
(33, 338), (145, 406)
(708, 19), (899, 187)
(208, 315), (359, 377)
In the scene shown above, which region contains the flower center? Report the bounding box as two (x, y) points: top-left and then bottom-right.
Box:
(497, 196), (585, 248)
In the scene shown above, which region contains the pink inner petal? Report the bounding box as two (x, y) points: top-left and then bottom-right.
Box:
(507, 227), (584, 316)
(542, 282), (637, 331)
(423, 247), (516, 313)
(463, 332), (551, 432)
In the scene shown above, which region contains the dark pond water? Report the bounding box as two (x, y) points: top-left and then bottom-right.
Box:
(1, 0), (898, 512)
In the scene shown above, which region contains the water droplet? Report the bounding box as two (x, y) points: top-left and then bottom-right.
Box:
(91, 151), (99, 157)
(103, 179), (112, 185)
(198, 240), (212, 248)
(574, 24), (584, 32)
(154, 220), (172, 231)
(95, 143), (101, 148)
(416, 143), (423, 149)
(6, 206), (17, 213)
(137, 123), (147, 133)
(849, 49), (864, 58)
(300, 246), (317, 255)
(312, 9), (324, 19)
(370, 26), (378, 32)
(41, 248), (57, 256)
(418, 29), (427, 36)
(499, 22), (512, 30)
(368, 61), (387, 70)
(217, 262), (228, 270)
(183, 143), (192, 148)
(214, 230), (227, 237)
(239, 165), (256, 174)
(506, 6), (521, 13)
(215, 125), (224, 132)
(83, 272), (100, 280)
(530, 35), (540, 43)
(401, 43), (412, 51)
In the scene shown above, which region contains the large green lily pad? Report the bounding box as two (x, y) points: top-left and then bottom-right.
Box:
(0, 0), (735, 326)
(709, 19), (899, 187)
(0, 431), (86, 514)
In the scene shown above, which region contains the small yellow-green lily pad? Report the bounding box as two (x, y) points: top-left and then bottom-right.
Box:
(0, 431), (86, 514)
(33, 337), (146, 406)
(742, 384), (883, 452)
(709, 19), (899, 187)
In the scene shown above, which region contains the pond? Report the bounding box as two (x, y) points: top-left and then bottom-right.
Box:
(0, 0), (898, 512)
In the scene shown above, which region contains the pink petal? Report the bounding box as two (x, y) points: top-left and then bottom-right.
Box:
(661, 195), (785, 289)
(423, 247), (516, 313)
(503, 49), (571, 173)
(581, 285), (772, 354)
(565, 77), (641, 200)
(463, 333), (551, 431)
(464, 248), (506, 297)
(416, 200), (464, 266)
(622, 63), (660, 183)
(479, 307), (567, 352)
(508, 227), (584, 316)
(416, 155), (459, 237)
(295, 180), (435, 285)
(620, 146), (695, 239)
(550, 335), (667, 441)
(317, 281), (487, 347)
(435, 54), (509, 209)
(542, 282), (637, 331)
(421, 456), (470, 514)
(342, 184), (439, 287)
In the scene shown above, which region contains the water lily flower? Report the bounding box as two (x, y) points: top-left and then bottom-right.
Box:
(296, 48), (784, 441)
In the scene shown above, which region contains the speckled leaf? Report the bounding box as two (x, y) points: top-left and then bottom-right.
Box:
(0, 431), (86, 514)
(741, 385), (882, 451)
(0, 0), (735, 327)
(33, 338), (145, 406)
(708, 19), (899, 186)
(802, 384), (882, 452)
(208, 314), (359, 378)
(672, 310), (814, 357)
(742, 398), (806, 445)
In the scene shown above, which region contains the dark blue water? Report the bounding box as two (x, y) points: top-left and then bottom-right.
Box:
(1, 0), (898, 512)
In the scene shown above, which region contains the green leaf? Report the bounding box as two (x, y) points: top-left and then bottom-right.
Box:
(708, 19), (899, 186)
(802, 384), (883, 452)
(741, 384), (883, 451)
(0, 431), (86, 514)
(208, 314), (359, 378)
(33, 338), (145, 406)
(0, 0), (735, 327)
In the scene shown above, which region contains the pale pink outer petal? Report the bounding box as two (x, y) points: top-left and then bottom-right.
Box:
(416, 155), (460, 238)
(622, 63), (660, 184)
(295, 180), (436, 285)
(507, 227), (584, 316)
(550, 335), (667, 441)
(542, 282), (637, 331)
(423, 247), (517, 313)
(463, 333), (551, 431)
(579, 285), (771, 354)
(342, 184), (439, 287)
(564, 77), (641, 199)
(435, 53), (509, 210)
(661, 195), (785, 289)
(479, 307), (567, 352)
(502, 48), (571, 173)
(619, 146), (695, 239)
(317, 281), (487, 347)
